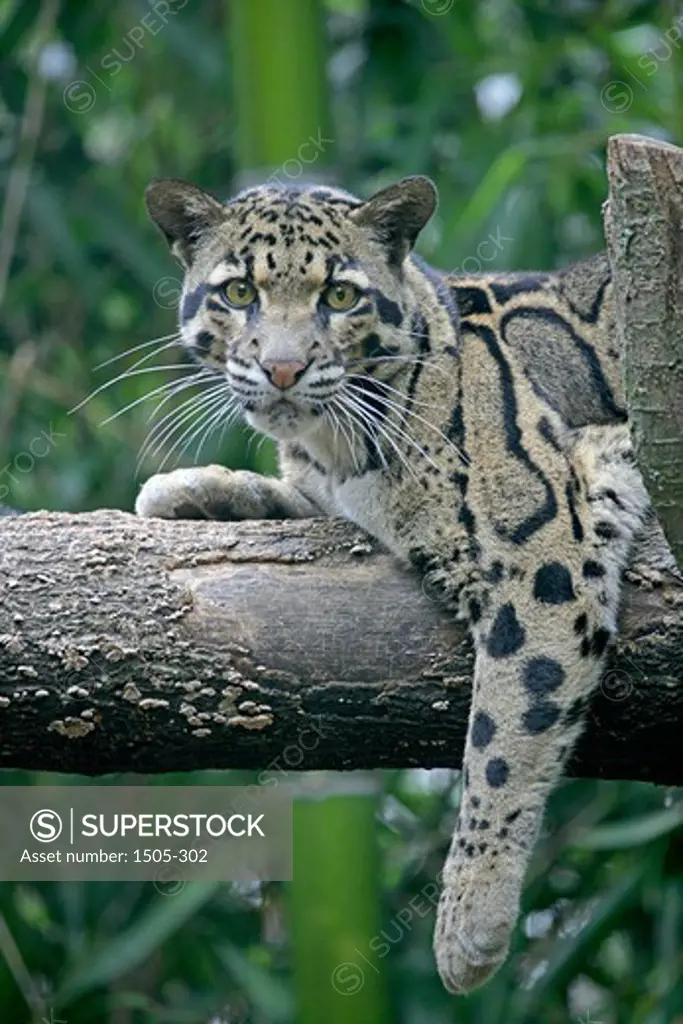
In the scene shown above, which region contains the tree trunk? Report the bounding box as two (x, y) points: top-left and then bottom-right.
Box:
(0, 511), (681, 782)
(606, 133), (683, 571)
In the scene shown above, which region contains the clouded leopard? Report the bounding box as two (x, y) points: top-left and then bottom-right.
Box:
(136, 175), (649, 993)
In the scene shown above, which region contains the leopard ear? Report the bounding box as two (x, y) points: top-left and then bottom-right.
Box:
(349, 176), (437, 263)
(145, 179), (226, 266)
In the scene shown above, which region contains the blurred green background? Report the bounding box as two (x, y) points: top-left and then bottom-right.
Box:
(1, 0), (682, 1021)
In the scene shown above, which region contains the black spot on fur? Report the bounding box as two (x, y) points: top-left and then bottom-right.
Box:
(596, 520), (619, 540)
(360, 333), (396, 361)
(402, 317), (430, 425)
(483, 560), (504, 584)
(485, 757), (510, 788)
(504, 808), (521, 824)
(491, 276), (546, 303)
(410, 310), (431, 353)
(470, 795), (480, 809)
(522, 701), (561, 734)
(602, 487), (624, 509)
(591, 628), (611, 657)
(573, 612), (588, 634)
(523, 657), (565, 695)
(459, 503), (476, 535)
(538, 415), (563, 452)
(487, 604), (526, 658)
(478, 819), (490, 830)
(446, 405), (466, 460)
(583, 560), (605, 579)
(566, 477), (585, 542)
(408, 546), (440, 578)
(288, 443), (326, 476)
(181, 283), (208, 322)
(451, 471), (468, 496)
(370, 290), (403, 326)
(453, 285), (492, 316)
(533, 562), (576, 604)
(468, 598), (482, 623)
(195, 330), (214, 353)
(471, 711), (496, 748)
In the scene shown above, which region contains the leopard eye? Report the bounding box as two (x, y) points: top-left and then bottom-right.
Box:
(322, 282), (360, 312)
(224, 278), (257, 308)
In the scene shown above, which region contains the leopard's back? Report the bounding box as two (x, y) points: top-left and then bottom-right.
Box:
(445, 252), (625, 430)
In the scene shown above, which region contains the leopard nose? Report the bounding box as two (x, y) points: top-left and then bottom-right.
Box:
(260, 359), (308, 390)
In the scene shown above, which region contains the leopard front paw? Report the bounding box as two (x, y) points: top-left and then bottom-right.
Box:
(433, 863), (520, 994)
(135, 465), (248, 520)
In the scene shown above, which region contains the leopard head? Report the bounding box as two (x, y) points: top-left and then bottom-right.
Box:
(145, 176), (437, 442)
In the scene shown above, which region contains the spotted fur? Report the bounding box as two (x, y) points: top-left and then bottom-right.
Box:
(136, 176), (649, 993)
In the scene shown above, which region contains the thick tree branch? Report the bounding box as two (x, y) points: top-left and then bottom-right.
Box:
(0, 512), (681, 782)
(606, 133), (683, 570)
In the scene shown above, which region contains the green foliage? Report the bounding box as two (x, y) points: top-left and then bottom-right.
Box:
(1, 0), (682, 1021)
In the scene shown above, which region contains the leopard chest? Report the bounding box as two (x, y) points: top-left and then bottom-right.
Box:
(331, 463), (476, 571)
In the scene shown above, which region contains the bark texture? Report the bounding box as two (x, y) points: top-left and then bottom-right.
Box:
(606, 133), (683, 570)
(0, 511), (681, 782)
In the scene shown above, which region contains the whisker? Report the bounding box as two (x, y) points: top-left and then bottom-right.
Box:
(216, 401), (244, 450)
(93, 333), (181, 371)
(348, 372), (450, 415)
(333, 398), (366, 474)
(334, 401), (390, 475)
(347, 354), (430, 367)
(334, 396), (418, 482)
(326, 404), (362, 475)
(142, 385), (230, 459)
(137, 397), (211, 471)
(137, 385), (229, 469)
(145, 370), (219, 424)
(177, 394), (233, 465)
(153, 391), (233, 473)
(255, 433), (271, 458)
(69, 364), (199, 415)
(324, 405), (345, 467)
(194, 401), (241, 464)
(341, 387), (440, 475)
(345, 389), (443, 483)
(139, 381), (227, 455)
(99, 370), (213, 427)
(346, 379), (469, 467)
(338, 396), (422, 483)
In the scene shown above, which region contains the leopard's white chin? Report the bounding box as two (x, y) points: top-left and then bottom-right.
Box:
(245, 400), (322, 441)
